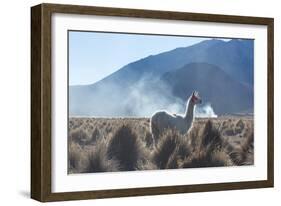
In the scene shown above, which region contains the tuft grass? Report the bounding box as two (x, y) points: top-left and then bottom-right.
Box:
(68, 117), (254, 173)
(107, 125), (149, 171)
(81, 138), (119, 173)
(152, 129), (190, 169)
(201, 120), (223, 151)
(68, 142), (83, 173)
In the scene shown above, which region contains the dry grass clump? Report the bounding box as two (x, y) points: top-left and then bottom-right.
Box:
(201, 120), (223, 150)
(181, 150), (233, 168)
(68, 142), (83, 173)
(152, 120), (234, 169)
(228, 132), (254, 165)
(152, 130), (190, 169)
(91, 128), (100, 144)
(107, 125), (150, 171)
(69, 128), (90, 146)
(180, 120), (233, 168)
(69, 124), (153, 173)
(83, 139), (120, 173)
(68, 117), (254, 173)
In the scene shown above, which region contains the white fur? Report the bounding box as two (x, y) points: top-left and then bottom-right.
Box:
(150, 91), (201, 146)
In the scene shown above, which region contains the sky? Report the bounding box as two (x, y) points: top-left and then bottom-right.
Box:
(69, 31), (220, 85)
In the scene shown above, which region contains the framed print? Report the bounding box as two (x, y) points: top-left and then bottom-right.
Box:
(31, 3), (274, 202)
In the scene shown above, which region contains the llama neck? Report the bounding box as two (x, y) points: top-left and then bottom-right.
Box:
(184, 98), (195, 121)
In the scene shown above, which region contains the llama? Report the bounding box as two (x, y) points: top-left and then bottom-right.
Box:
(150, 91), (202, 146)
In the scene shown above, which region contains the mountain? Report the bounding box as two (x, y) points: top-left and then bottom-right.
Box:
(161, 63), (253, 115)
(86, 39), (253, 89)
(69, 39), (254, 117)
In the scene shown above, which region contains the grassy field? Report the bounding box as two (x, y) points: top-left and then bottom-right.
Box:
(68, 116), (253, 173)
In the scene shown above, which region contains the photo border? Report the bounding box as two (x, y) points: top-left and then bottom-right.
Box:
(31, 3), (274, 202)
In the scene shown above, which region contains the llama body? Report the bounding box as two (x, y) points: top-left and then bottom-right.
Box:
(150, 91), (202, 145)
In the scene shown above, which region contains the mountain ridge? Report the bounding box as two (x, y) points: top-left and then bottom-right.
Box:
(69, 39), (254, 117)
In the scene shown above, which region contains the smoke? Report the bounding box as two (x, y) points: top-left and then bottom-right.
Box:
(70, 75), (217, 118)
(123, 76), (184, 117)
(195, 103), (218, 118)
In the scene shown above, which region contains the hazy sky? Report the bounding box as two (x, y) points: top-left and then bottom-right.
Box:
(69, 31), (217, 85)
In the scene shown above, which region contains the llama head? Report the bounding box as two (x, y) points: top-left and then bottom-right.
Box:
(191, 91), (202, 104)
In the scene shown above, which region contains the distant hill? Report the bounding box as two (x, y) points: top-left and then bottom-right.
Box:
(161, 63), (253, 115)
(69, 39), (254, 117)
